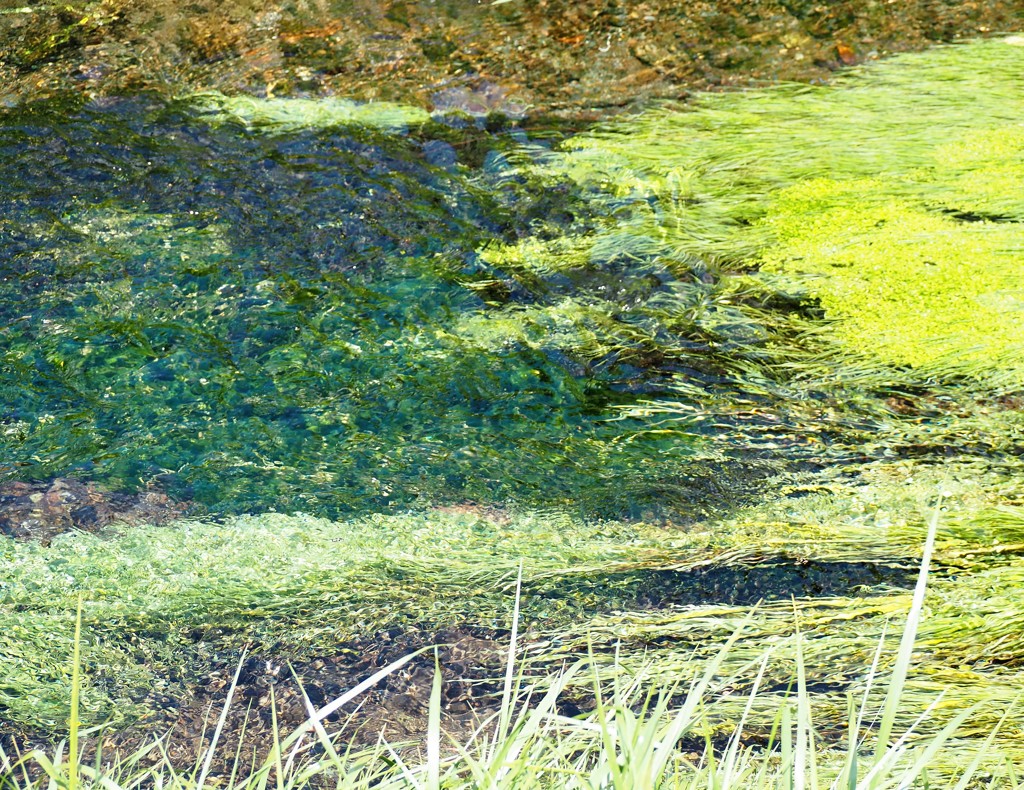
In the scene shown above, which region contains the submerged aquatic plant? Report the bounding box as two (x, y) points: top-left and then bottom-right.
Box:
(4, 34), (1024, 785)
(189, 92), (431, 132)
(2, 465), (1021, 735)
(0, 98), (702, 519)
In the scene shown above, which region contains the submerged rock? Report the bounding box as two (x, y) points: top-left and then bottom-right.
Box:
(0, 477), (188, 543)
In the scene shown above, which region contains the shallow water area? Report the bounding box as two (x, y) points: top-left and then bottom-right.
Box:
(0, 93), (703, 521)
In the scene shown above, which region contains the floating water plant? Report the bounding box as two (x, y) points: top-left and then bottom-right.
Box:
(528, 36), (1024, 386)
(189, 92), (431, 132)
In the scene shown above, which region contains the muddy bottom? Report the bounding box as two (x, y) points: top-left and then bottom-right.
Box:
(75, 626), (512, 775)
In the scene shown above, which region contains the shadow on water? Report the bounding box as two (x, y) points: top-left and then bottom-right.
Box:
(534, 559), (919, 611)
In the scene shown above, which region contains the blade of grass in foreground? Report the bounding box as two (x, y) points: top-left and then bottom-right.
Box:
(871, 494), (943, 763)
(195, 651), (247, 790)
(950, 699), (1019, 790)
(839, 621), (888, 789)
(427, 649), (442, 790)
(68, 593), (83, 790)
(720, 650), (772, 788)
(497, 560), (524, 749)
(793, 617), (817, 790)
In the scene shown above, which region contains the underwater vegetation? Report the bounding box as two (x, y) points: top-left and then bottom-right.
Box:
(0, 94), (702, 519)
(3, 36), (1024, 782)
(189, 92), (432, 132)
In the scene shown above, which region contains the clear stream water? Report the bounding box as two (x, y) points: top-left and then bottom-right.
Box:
(6, 43), (1024, 769)
(0, 95), (697, 519)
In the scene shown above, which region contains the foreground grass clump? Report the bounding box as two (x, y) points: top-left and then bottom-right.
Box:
(4, 463), (1024, 743)
(4, 507), (1020, 788)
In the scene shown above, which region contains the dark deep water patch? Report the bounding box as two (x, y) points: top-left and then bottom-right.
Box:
(0, 94), (700, 518)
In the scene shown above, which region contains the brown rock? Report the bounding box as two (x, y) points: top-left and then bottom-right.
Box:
(3, 0), (1023, 119)
(0, 477), (189, 543)
(836, 41), (858, 65)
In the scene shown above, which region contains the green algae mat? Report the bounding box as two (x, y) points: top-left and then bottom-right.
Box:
(3, 37), (1024, 777)
(535, 37), (1024, 386)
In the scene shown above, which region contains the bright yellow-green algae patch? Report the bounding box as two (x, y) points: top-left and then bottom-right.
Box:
(189, 91), (430, 132)
(927, 126), (1024, 219)
(529, 37), (1024, 386)
(760, 178), (1024, 379)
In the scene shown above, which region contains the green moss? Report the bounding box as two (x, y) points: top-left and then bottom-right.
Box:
(760, 178), (1024, 379)
(189, 92), (431, 132)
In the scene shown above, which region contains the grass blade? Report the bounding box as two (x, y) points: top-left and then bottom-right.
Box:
(195, 649), (247, 790)
(497, 559), (524, 747)
(871, 493), (943, 762)
(68, 593), (83, 790)
(427, 649), (442, 790)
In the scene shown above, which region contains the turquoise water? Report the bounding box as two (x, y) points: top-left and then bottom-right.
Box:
(0, 95), (696, 518)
